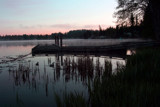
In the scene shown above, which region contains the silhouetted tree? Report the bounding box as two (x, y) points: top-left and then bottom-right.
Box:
(99, 25), (103, 36)
(149, 0), (160, 40)
(135, 15), (138, 26)
(84, 31), (92, 39)
(130, 13), (135, 37)
(114, 0), (148, 25)
(130, 13), (135, 27)
(141, 5), (155, 39)
(115, 0), (160, 40)
(116, 25), (119, 38)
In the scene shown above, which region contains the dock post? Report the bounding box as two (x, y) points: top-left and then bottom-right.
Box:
(56, 53), (59, 61)
(61, 54), (63, 66)
(55, 35), (56, 45)
(57, 36), (59, 46)
(55, 35), (57, 45)
(60, 36), (62, 48)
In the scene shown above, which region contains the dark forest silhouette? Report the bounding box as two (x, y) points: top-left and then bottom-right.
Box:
(115, 0), (160, 40)
(0, 25), (147, 40)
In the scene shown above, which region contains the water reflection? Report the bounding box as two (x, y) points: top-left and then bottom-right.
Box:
(0, 55), (125, 106)
(0, 40), (126, 106)
(8, 54), (125, 89)
(126, 49), (136, 55)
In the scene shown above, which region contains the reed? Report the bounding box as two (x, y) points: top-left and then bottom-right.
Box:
(55, 92), (87, 107)
(56, 48), (160, 107)
(62, 56), (102, 83)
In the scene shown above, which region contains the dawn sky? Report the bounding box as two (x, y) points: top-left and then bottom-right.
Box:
(0, 0), (117, 35)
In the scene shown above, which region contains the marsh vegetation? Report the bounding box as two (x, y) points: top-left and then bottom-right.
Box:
(0, 40), (126, 106)
(55, 47), (160, 107)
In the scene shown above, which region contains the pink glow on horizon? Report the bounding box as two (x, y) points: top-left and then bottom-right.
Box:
(0, 0), (117, 36)
(0, 24), (115, 35)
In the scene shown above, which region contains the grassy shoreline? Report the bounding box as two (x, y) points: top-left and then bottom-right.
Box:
(56, 47), (160, 107)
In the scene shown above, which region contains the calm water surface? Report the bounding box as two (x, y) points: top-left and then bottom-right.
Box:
(0, 40), (126, 107)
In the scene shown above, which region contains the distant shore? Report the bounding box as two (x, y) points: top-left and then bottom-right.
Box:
(0, 39), (152, 47)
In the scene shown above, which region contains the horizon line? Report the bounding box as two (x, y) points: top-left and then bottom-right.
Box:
(0, 26), (116, 36)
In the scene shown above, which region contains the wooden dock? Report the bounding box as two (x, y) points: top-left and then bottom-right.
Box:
(32, 41), (160, 56)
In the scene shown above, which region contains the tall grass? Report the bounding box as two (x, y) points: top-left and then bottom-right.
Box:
(55, 92), (87, 107)
(62, 56), (103, 83)
(56, 48), (160, 107)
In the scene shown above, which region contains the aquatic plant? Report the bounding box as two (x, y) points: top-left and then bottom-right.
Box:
(55, 92), (87, 107)
(56, 48), (160, 107)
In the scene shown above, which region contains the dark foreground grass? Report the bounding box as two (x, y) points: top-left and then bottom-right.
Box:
(55, 92), (87, 107)
(56, 48), (160, 107)
(91, 48), (160, 107)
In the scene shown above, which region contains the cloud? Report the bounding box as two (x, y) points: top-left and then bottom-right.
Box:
(83, 24), (109, 29)
(50, 24), (79, 29)
(19, 24), (35, 29)
(83, 25), (100, 29)
(50, 24), (107, 29)
(20, 24), (79, 29)
(19, 24), (109, 30)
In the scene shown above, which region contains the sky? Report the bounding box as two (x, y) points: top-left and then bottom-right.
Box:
(0, 0), (117, 35)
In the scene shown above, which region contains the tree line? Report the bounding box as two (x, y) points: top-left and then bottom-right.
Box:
(114, 0), (160, 40)
(0, 24), (146, 40)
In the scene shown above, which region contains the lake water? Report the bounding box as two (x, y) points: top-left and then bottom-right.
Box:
(0, 39), (131, 107)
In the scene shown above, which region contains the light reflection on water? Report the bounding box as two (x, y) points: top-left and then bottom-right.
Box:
(126, 49), (136, 55)
(0, 40), (126, 107)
